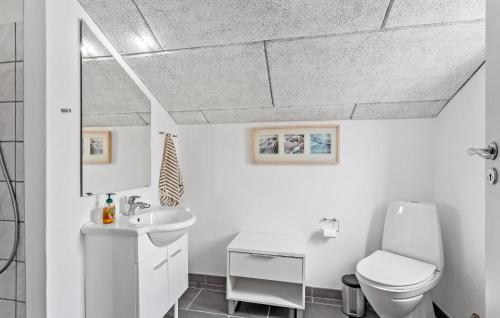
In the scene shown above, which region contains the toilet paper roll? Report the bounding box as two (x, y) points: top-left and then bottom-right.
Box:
(323, 228), (337, 238)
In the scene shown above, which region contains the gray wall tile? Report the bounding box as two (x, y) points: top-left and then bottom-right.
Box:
(0, 24), (15, 63)
(386, 0), (484, 28)
(16, 223), (24, 262)
(16, 262), (25, 302)
(0, 182), (15, 221)
(16, 302), (25, 318)
(15, 62), (23, 102)
(0, 221), (15, 260)
(0, 143), (15, 182)
(267, 22), (484, 107)
(0, 103), (15, 141)
(125, 43), (272, 111)
(0, 260), (15, 299)
(15, 183), (24, 222)
(15, 103), (23, 141)
(138, 0), (389, 50)
(15, 23), (23, 62)
(0, 299), (15, 318)
(0, 63), (15, 102)
(15, 143), (23, 182)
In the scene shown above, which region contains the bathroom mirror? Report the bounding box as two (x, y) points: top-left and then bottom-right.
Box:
(80, 21), (151, 196)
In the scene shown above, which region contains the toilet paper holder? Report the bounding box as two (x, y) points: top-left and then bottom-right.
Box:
(320, 217), (340, 233)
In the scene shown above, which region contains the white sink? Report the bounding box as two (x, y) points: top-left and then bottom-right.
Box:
(81, 206), (196, 246)
(129, 207), (196, 246)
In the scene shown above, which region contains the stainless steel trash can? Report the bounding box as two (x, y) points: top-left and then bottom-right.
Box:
(341, 274), (365, 317)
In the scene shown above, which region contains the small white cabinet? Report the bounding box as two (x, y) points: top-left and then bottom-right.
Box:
(84, 233), (189, 318)
(227, 232), (306, 318)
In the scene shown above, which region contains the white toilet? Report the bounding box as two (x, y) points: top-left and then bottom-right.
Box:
(356, 201), (443, 318)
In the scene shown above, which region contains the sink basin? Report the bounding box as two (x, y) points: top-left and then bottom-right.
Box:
(129, 206), (196, 246)
(81, 206), (196, 246)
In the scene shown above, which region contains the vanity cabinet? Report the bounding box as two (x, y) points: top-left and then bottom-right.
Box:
(84, 232), (188, 318)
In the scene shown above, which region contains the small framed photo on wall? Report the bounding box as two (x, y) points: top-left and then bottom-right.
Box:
(252, 125), (340, 164)
(82, 130), (112, 164)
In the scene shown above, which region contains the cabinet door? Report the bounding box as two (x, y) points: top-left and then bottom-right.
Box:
(138, 248), (170, 318)
(168, 234), (189, 304)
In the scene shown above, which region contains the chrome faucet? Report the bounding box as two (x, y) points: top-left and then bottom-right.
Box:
(124, 196), (151, 216)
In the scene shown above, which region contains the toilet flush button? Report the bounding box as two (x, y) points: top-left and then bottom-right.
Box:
(487, 168), (498, 185)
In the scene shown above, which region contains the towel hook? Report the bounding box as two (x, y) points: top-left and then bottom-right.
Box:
(159, 132), (178, 138)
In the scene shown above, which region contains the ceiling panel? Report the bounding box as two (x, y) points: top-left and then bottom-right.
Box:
(82, 57), (150, 114)
(82, 113), (147, 127)
(78, 0), (161, 54)
(201, 105), (354, 124)
(386, 0), (484, 28)
(81, 23), (110, 58)
(138, 112), (151, 125)
(266, 21), (484, 107)
(138, 0), (389, 50)
(352, 100), (446, 120)
(169, 111), (208, 124)
(124, 43), (273, 111)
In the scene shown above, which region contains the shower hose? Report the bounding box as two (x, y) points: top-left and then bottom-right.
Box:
(0, 146), (20, 274)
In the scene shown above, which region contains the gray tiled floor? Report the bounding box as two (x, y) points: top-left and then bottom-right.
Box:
(167, 287), (379, 318)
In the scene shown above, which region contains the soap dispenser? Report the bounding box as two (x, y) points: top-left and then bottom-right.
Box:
(102, 193), (116, 224)
(89, 193), (102, 223)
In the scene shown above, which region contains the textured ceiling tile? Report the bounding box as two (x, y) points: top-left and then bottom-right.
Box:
(352, 100), (446, 119)
(81, 23), (110, 58)
(82, 57), (150, 114)
(138, 112), (151, 124)
(0, 23), (15, 62)
(169, 111), (207, 124)
(124, 43), (272, 111)
(16, 22), (23, 61)
(267, 21), (485, 107)
(82, 113), (147, 127)
(78, 0), (161, 54)
(386, 0), (485, 28)
(138, 0), (389, 50)
(202, 105), (354, 124)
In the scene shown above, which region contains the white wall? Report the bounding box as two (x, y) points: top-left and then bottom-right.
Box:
(180, 119), (434, 288)
(83, 126), (151, 194)
(43, 0), (178, 317)
(432, 66), (485, 318)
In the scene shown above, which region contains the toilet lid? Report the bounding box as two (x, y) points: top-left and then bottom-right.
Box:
(356, 250), (436, 287)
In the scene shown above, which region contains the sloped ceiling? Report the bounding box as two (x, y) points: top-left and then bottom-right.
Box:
(81, 23), (151, 127)
(79, 0), (485, 124)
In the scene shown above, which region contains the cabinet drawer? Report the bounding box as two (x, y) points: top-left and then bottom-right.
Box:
(229, 252), (303, 284)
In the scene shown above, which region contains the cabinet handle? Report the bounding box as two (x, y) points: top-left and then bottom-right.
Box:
(250, 253), (276, 258)
(170, 249), (183, 258)
(154, 259), (168, 270)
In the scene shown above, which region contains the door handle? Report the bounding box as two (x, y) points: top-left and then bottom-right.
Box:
(467, 142), (498, 160)
(170, 249), (183, 258)
(154, 259), (168, 270)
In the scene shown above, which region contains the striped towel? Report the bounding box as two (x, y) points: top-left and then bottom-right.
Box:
(159, 134), (184, 206)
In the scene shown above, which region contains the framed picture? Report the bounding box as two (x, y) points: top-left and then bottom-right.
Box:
(82, 130), (112, 164)
(252, 125), (339, 164)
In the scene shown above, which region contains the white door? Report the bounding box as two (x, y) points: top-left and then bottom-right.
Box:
(486, 1), (500, 315)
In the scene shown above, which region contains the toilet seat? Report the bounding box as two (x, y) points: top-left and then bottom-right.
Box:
(356, 251), (436, 288)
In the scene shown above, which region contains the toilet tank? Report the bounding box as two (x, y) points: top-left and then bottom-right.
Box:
(382, 201), (444, 271)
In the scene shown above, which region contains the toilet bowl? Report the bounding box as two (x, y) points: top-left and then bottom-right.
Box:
(356, 201), (444, 318)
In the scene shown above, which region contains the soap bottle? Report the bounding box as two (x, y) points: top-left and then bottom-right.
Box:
(102, 193), (116, 224)
(89, 194), (102, 223)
